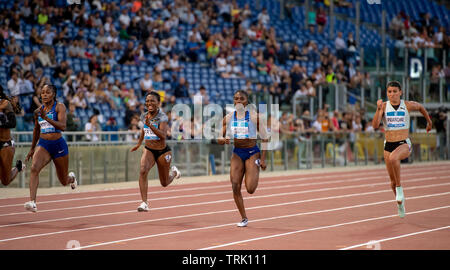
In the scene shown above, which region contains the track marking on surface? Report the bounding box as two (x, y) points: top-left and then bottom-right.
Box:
(340, 226), (450, 250)
(73, 193), (450, 250)
(0, 171), (445, 217)
(199, 204), (450, 250)
(2, 189), (445, 247)
(0, 165), (446, 208)
(0, 176), (448, 223)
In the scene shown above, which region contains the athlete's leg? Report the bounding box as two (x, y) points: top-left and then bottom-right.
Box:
(29, 147), (52, 202)
(384, 150), (397, 195)
(156, 151), (177, 187)
(243, 153), (261, 194)
(0, 147), (18, 186)
(230, 153), (246, 220)
(388, 144), (410, 188)
(53, 154), (75, 186)
(139, 149), (156, 203)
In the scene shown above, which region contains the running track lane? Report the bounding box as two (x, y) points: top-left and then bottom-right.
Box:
(0, 163), (448, 250)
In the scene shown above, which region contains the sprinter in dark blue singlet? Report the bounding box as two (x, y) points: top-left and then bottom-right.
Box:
(131, 92), (180, 212)
(0, 86), (25, 186)
(24, 84), (77, 213)
(218, 90), (268, 227)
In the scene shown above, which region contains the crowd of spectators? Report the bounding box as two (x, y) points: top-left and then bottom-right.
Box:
(0, 0), (448, 151)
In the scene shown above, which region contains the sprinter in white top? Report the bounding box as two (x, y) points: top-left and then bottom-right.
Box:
(372, 81), (432, 218)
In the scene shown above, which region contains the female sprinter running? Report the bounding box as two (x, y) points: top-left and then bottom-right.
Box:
(130, 91), (180, 212)
(372, 81), (432, 218)
(0, 86), (25, 186)
(24, 84), (77, 212)
(218, 90), (268, 227)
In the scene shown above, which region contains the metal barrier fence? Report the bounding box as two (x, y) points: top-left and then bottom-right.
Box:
(3, 130), (448, 189)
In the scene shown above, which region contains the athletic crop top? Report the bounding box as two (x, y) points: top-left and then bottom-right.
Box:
(141, 109), (168, 140)
(231, 110), (257, 139)
(383, 100), (410, 131)
(38, 102), (61, 134)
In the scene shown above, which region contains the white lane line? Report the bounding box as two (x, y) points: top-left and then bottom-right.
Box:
(0, 165), (445, 207)
(0, 173), (445, 221)
(1, 188), (446, 246)
(199, 204), (450, 250)
(2, 180), (449, 230)
(76, 193), (450, 250)
(0, 170), (444, 217)
(340, 225), (450, 250)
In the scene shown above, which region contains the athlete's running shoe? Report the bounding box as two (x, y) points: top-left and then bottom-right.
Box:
(395, 186), (404, 204)
(171, 166), (181, 179)
(137, 201), (150, 212)
(69, 172), (77, 190)
(398, 199), (406, 218)
(24, 201), (37, 213)
(15, 160), (25, 172)
(237, 218), (248, 227)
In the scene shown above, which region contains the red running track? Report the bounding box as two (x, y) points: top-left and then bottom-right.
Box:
(0, 163), (449, 250)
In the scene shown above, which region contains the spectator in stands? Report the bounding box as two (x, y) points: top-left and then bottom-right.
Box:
(335, 31), (347, 62)
(88, 55), (102, 74)
(219, 0), (232, 23)
(29, 27), (43, 46)
(5, 36), (23, 56)
(126, 115), (141, 142)
(389, 13), (404, 39)
(41, 24), (56, 48)
(173, 77), (191, 102)
(158, 39), (173, 59)
(152, 67), (163, 91)
(223, 59), (244, 78)
(7, 72), (23, 97)
(21, 71), (35, 96)
(257, 8), (270, 29)
(346, 32), (357, 59)
(307, 7), (316, 34)
(62, 75), (77, 99)
(85, 114), (100, 142)
(125, 102), (139, 128)
(9, 55), (23, 77)
(192, 85), (210, 105)
(140, 73), (153, 98)
(66, 102), (81, 141)
(316, 6), (327, 34)
(216, 52), (228, 74)
(72, 89), (87, 110)
(169, 54), (182, 72)
(119, 41), (135, 65)
(37, 8), (49, 25)
(118, 8), (131, 28)
(290, 64), (304, 93)
(289, 44), (302, 61)
(111, 88), (123, 109)
(68, 40), (85, 58)
(104, 117), (119, 141)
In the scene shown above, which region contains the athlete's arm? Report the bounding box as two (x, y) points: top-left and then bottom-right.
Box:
(26, 109), (41, 162)
(40, 103), (67, 131)
(406, 101), (433, 132)
(217, 113), (231, 145)
(131, 129), (145, 152)
(146, 114), (168, 140)
(0, 100), (16, 129)
(372, 100), (385, 129)
(254, 112), (268, 170)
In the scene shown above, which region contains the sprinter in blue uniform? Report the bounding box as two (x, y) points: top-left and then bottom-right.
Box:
(218, 90), (269, 227)
(24, 84), (77, 212)
(372, 81), (432, 218)
(131, 92), (180, 212)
